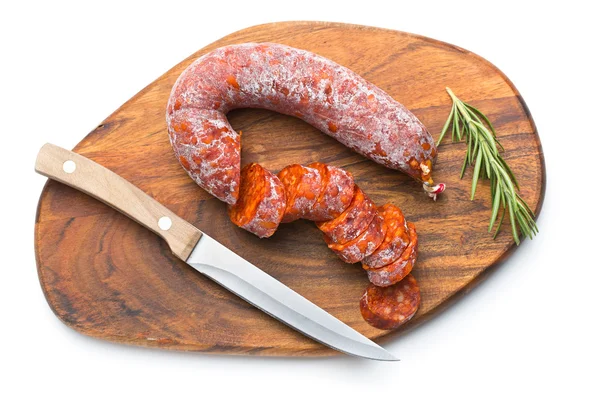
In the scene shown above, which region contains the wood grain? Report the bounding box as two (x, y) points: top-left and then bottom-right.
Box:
(34, 21), (545, 357)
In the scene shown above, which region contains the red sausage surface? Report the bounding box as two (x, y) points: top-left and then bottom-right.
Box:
(360, 274), (421, 330)
(228, 163), (286, 238)
(364, 222), (418, 287)
(363, 204), (410, 269)
(167, 42), (438, 204)
(325, 212), (386, 264)
(277, 164), (322, 223)
(307, 162), (355, 222)
(316, 186), (377, 245)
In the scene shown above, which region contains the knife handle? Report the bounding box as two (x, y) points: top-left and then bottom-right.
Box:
(35, 143), (202, 261)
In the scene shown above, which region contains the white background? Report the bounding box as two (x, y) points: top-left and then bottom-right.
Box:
(1, 0), (598, 398)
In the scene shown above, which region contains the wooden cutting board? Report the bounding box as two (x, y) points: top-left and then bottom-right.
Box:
(34, 21), (545, 357)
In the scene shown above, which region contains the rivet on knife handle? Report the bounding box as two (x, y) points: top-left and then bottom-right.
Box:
(34, 143), (202, 261)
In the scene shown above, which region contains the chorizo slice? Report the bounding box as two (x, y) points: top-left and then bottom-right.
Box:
(363, 222), (418, 287)
(325, 212), (386, 264)
(316, 186), (377, 244)
(360, 274), (421, 330)
(362, 204), (410, 269)
(307, 162), (355, 222)
(167, 42), (440, 204)
(277, 164), (322, 223)
(228, 163), (286, 238)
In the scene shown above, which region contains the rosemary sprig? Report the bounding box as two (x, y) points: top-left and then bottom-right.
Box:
(437, 87), (538, 245)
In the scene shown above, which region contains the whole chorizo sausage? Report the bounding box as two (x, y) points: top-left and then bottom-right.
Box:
(167, 42), (440, 204)
(168, 107), (240, 204)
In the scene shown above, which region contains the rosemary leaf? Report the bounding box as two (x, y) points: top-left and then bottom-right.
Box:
(498, 157), (520, 191)
(493, 206), (507, 238)
(466, 103), (497, 137)
(472, 150), (483, 199)
(460, 151), (469, 178)
(453, 108), (461, 142)
(507, 199), (520, 245)
(489, 180), (502, 232)
(515, 210), (530, 239)
(517, 194), (537, 228)
(481, 144), (492, 179)
(438, 106), (454, 146)
(471, 133), (479, 166)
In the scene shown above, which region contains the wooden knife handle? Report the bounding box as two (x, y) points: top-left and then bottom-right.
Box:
(35, 143), (202, 261)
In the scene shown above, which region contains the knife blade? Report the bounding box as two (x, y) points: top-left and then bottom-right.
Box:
(35, 143), (399, 361)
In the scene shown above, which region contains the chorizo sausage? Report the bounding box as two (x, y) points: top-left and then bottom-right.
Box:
(325, 212), (386, 263)
(360, 274), (421, 330)
(362, 204), (410, 269)
(167, 42), (440, 204)
(316, 186), (377, 244)
(228, 163), (286, 238)
(363, 222), (418, 287)
(307, 162), (355, 222)
(277, 164), (322, 223)
(168, 107), (240, 204)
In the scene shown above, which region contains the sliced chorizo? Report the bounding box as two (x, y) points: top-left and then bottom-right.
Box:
(167, 42), (439, 204)
(277, 164), (322, 223)
(228, 163), (286, 238)
(360, 274), (421, 330)
(363, 222), (418, 287)
(316, 186), (377, 244)
(325, 212), (386, 264)
(362, 204), (410, 269)
(307, 162), (355, 222)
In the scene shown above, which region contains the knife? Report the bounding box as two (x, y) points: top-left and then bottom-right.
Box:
(35, 143), (399, 361)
